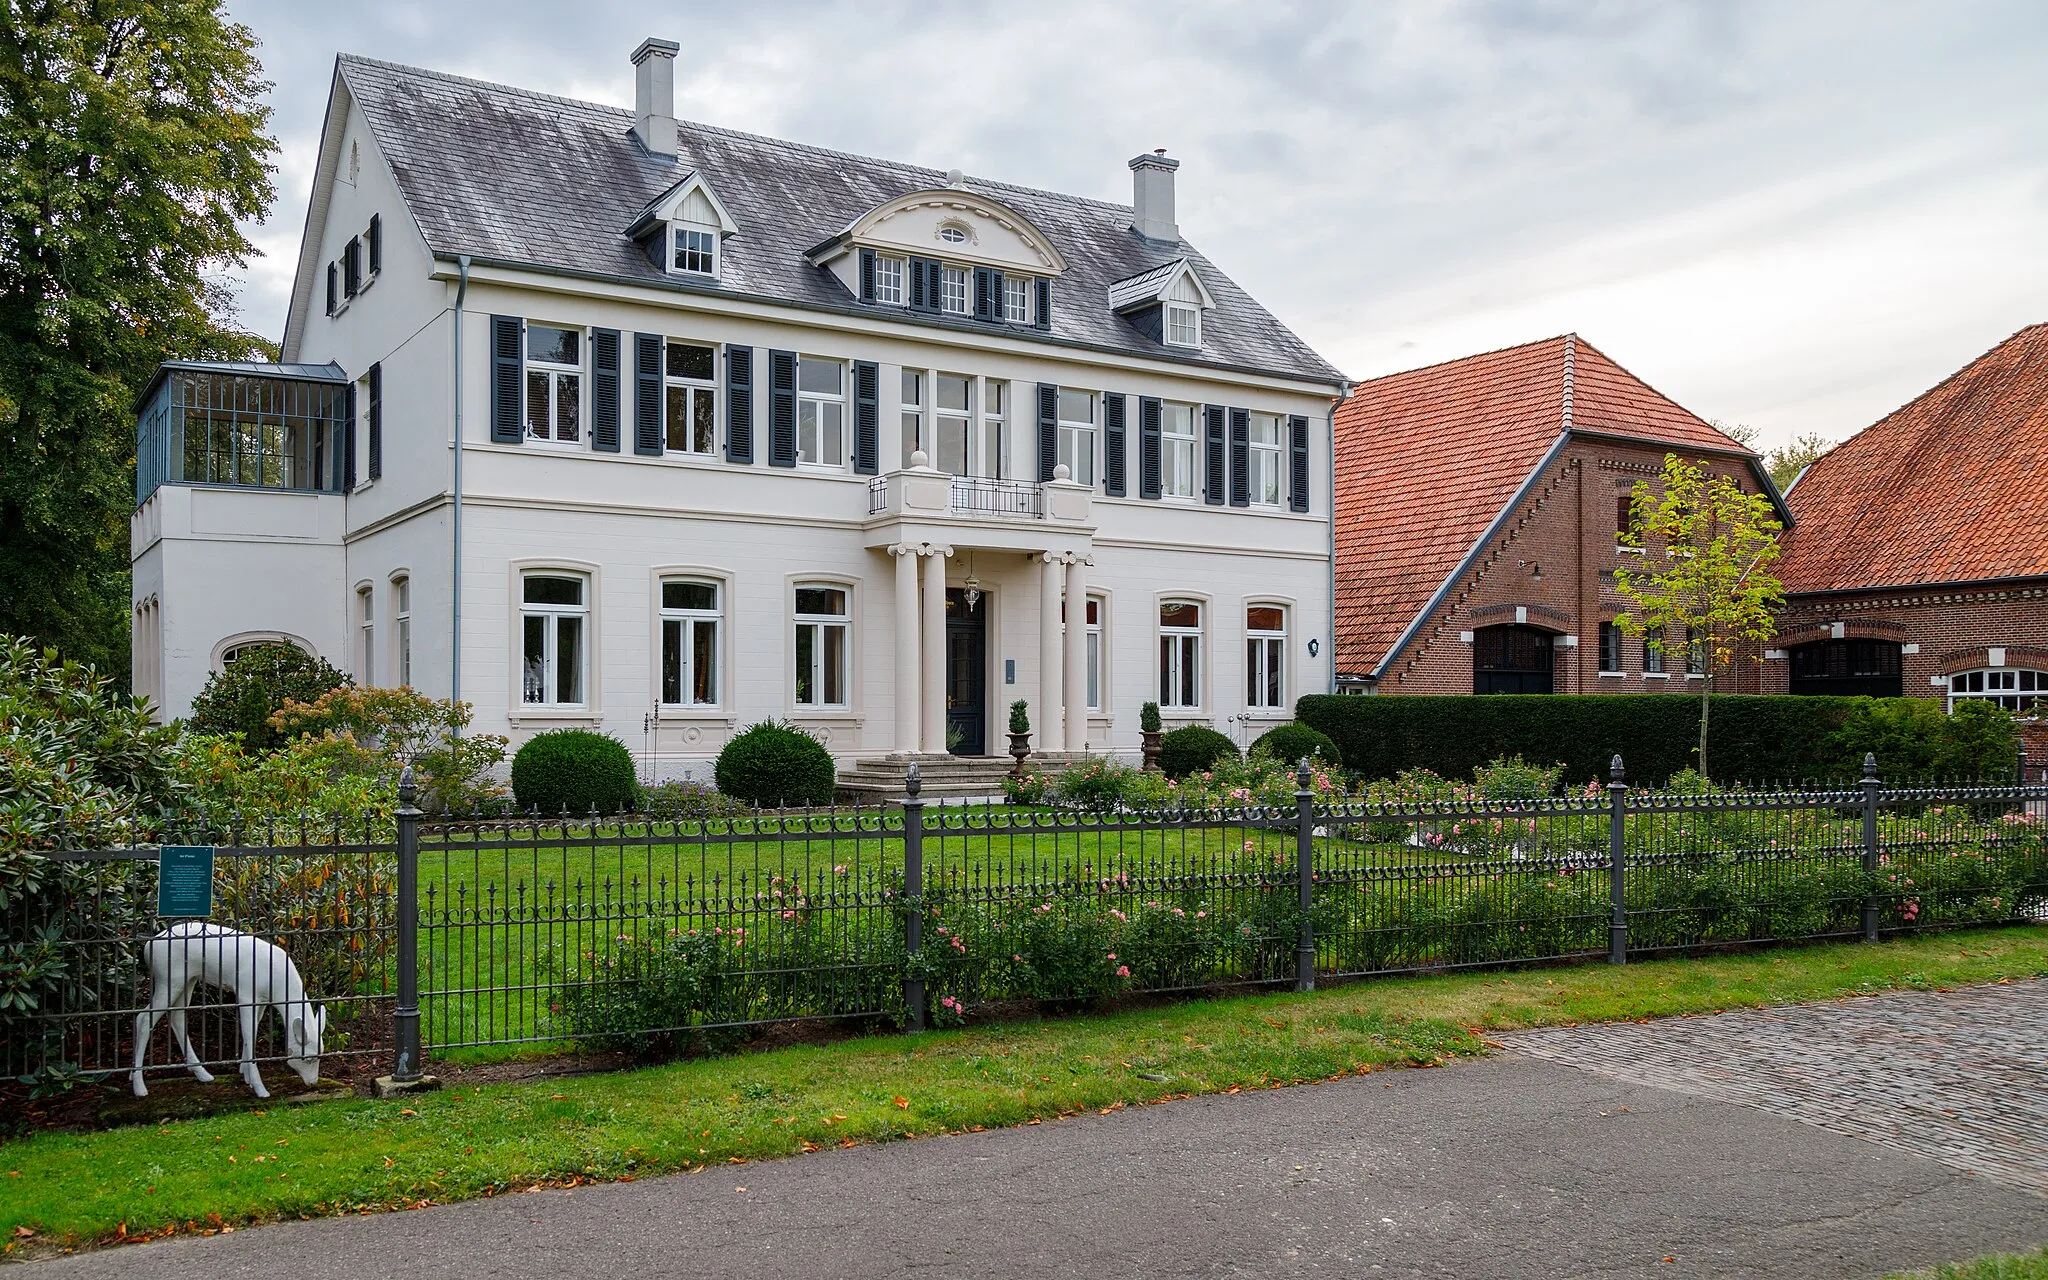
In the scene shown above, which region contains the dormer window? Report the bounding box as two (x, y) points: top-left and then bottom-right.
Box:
(939, 265), (969, 315)
(1165, 301), (1200, 347)
(1003, 275), (1032, 324)
(1108, 258), (1216, 352)
(874, 254), (905, 304)
(672, 224), (718, 276)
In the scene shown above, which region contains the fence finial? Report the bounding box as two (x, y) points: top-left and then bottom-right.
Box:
(398, 765), (419, 810)
(1295, 758), (1313, 788)
(1610, 753), (1625, 783)
(905, 760), (922, 799)
(1863, 752), (1878, 780)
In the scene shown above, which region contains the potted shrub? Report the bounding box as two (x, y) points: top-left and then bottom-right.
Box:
(1008, 699), (1032, 778)
(1139, 701), (1164, 771)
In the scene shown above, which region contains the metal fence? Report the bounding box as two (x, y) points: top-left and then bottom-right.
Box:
(9, 756), (2045, 1091)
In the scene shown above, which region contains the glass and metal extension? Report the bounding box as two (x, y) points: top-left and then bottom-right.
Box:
(135, 361), (351, 505)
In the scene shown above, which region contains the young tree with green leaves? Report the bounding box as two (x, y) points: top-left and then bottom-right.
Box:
(1613, 453), (1785, 778)
(0, 3), (278, 677)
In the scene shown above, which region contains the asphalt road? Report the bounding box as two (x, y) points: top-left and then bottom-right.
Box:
(28, 1049), (2048, 1279)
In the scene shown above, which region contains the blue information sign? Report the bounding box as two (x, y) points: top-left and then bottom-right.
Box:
(157, 845), (216, 918)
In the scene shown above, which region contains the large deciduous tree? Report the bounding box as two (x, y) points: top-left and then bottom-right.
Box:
(1614, 453), (1785, 779)
(0, 1), (277, 677)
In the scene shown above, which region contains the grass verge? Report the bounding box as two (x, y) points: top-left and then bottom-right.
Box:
(1891, 1248), (2048, 1279)
(5, 926), (2044, 1256)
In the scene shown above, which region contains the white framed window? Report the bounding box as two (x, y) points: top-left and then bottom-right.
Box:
(797, 357), (846, 467)
(659, 578), (721, 707)
(901, 369), (925, 468)
(1057, 389), (1096, 487)
(1085, 596), (1103, 712)
(874, 255), (905, 305)
(793, 583), (850, 709)
(1162, 402), (1198, 499)
(393, 576), (412, 688)
(521, 573), (588, 706)
(665, 341), (717, 454)
(935, 373), (972, 476)
(1248, 413), (1283, 506)
(356, 587), (374, 686)
(524, 324), (582, 443)
(672, 224), (717, 276)
(1949, 668), (2047, 712)
(1165, 302), (1201, 347)
(1246, 604), (1286, 710)
(1003, 275), (1032, 324)
(981, 380), (1006, 479)
(1159, 599), (1202, 710)
(940, 266), (969, 315)
(937, 224), (969, 245)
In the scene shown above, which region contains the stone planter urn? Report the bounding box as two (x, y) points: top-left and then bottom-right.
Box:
(1008, 731), (1033, 779)
(1140, 730), (1163, 773)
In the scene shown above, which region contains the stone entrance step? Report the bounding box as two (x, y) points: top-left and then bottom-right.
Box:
(835, 752), (1088, 803)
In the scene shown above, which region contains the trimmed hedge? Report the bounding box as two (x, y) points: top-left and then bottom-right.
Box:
(1157, 725), (1239, 779)
(511, 729), (638, 813)
(714, 720), (836, 807)
(1249, 722), (1340, 768)
(1294, 694), (2019, 786)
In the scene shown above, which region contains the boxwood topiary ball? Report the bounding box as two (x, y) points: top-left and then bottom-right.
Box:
(714, 720), (837, 807)
(511, 729), (638, 814)
(1249, 722), (1342, 769)
(1156, 725), (1240, 780)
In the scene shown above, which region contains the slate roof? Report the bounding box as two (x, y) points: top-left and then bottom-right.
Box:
(1779, 322), (2048, 595)
(1333, 334), (1758, 678)
(1106, 259), (1188, 312)
(330, 55), (1341, 385)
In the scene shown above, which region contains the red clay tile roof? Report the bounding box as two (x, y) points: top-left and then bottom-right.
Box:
(1334, 334), (1756, 678)
(1780, 322), (2048, 595)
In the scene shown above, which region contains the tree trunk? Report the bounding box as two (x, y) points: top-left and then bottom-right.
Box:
(1699, 672), (1713, 781)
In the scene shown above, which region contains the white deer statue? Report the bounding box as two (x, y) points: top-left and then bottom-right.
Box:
(131, 922), (326, 1099)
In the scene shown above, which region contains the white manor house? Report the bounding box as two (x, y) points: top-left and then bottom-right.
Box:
(130, 41), (1346, 787)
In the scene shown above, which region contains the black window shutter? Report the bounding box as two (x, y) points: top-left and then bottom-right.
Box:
(343, 381), (358, 490)
(992, 270), (1006, 320)
(1288, 414), (1311, 512)
(366, 362), (383, 481)
(853, 359), (879, 475)
(725, 345), (754, 463)
(859, 248), (876, 303)
(973, 267), (996, 322)
(343, 238), (360, 297)
(1228, 407), (1250, 507)
(326, 263), (337, 316)
(909, 257), (935, 312)
(630, 333), (661, 455)
(589, 328), (621, 453)
(367, 214), (382, 274)
(1139, 396), (1162, 499)
(1036, 383), (1058, 482)
(1203, 405), (1226, 505)
(768, 349), (798, 467)
(490, 315), (523, 443)
(1034, 278), (1051, 330)
(1103, 394), (1128, 497)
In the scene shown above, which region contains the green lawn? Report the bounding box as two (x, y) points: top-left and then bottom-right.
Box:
(1891, 1249), (2048, 1279)
(7, 925), (2044, 1256)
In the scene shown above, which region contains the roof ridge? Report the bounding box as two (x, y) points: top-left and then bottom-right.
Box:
(1350, 333), (1574, 388)
(1560, 333), (1576, 434)
(335, 52), (1140, 219)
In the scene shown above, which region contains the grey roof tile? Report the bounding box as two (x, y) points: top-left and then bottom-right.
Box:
(338, 55), (1342, 386)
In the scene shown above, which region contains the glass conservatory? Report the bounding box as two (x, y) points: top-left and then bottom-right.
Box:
(135, 361), (351, 504)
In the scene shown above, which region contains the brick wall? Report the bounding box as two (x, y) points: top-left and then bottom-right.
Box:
(1373, 439), (1765, 695)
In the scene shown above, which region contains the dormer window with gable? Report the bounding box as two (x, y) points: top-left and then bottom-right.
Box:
(625, 170), (740, 283)
(808, 187), (1067, 332)
(1109, 258), (1217, 351)
(1165, 300), (1200, 347)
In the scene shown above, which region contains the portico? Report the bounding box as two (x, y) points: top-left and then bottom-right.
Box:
(870, 454), (1094, 756)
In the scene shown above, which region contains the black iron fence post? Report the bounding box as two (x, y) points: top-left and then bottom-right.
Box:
(393, 766), (423, 1082)
(901, 762), (927, 1032)
(1294, 760), (1316, 993)
(1861, 752), (1881, 942)
(1608, 753), (1628, 965)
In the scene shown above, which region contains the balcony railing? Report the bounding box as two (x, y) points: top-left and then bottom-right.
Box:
(868, 474), (1047, 520)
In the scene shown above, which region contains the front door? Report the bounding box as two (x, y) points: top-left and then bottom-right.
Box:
(945, 587), (987, 755)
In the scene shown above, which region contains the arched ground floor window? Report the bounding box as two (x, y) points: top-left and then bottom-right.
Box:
(1474, 624), (1554, 694)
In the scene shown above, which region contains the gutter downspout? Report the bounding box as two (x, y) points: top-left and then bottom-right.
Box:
(452, 256), (470, 716)
(1327, 383), (1348, 693)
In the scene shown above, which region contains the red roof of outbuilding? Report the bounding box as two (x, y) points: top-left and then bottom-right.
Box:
(1334, 334), (1756, 678)
(1780, 323), (2048, 595)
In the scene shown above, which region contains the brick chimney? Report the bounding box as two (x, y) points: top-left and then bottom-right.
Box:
(632, 38), (679, 156)
(1128, 149), (1180, 242)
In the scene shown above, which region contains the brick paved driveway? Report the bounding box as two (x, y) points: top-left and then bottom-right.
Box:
(1510, 977), (2048, 1194)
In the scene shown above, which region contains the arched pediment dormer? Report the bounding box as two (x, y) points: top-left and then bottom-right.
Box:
(809, 188), (1069, 277)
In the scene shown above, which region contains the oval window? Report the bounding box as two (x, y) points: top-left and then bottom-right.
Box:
(937, 225), (968, 244)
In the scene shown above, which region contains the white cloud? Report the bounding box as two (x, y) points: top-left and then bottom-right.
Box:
(222, 0), (2048, 449)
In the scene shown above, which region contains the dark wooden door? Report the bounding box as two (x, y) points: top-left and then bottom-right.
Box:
(945, 588), (987, 755)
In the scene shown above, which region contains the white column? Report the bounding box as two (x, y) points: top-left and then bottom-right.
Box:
(1039, 553), (1064, 754)
(892, 545), (921, 754)
(1064, 557), (1089, 751)
(921, 546), (948, 755)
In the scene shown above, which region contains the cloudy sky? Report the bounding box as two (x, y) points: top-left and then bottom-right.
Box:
(221, 0), (2048, 451)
